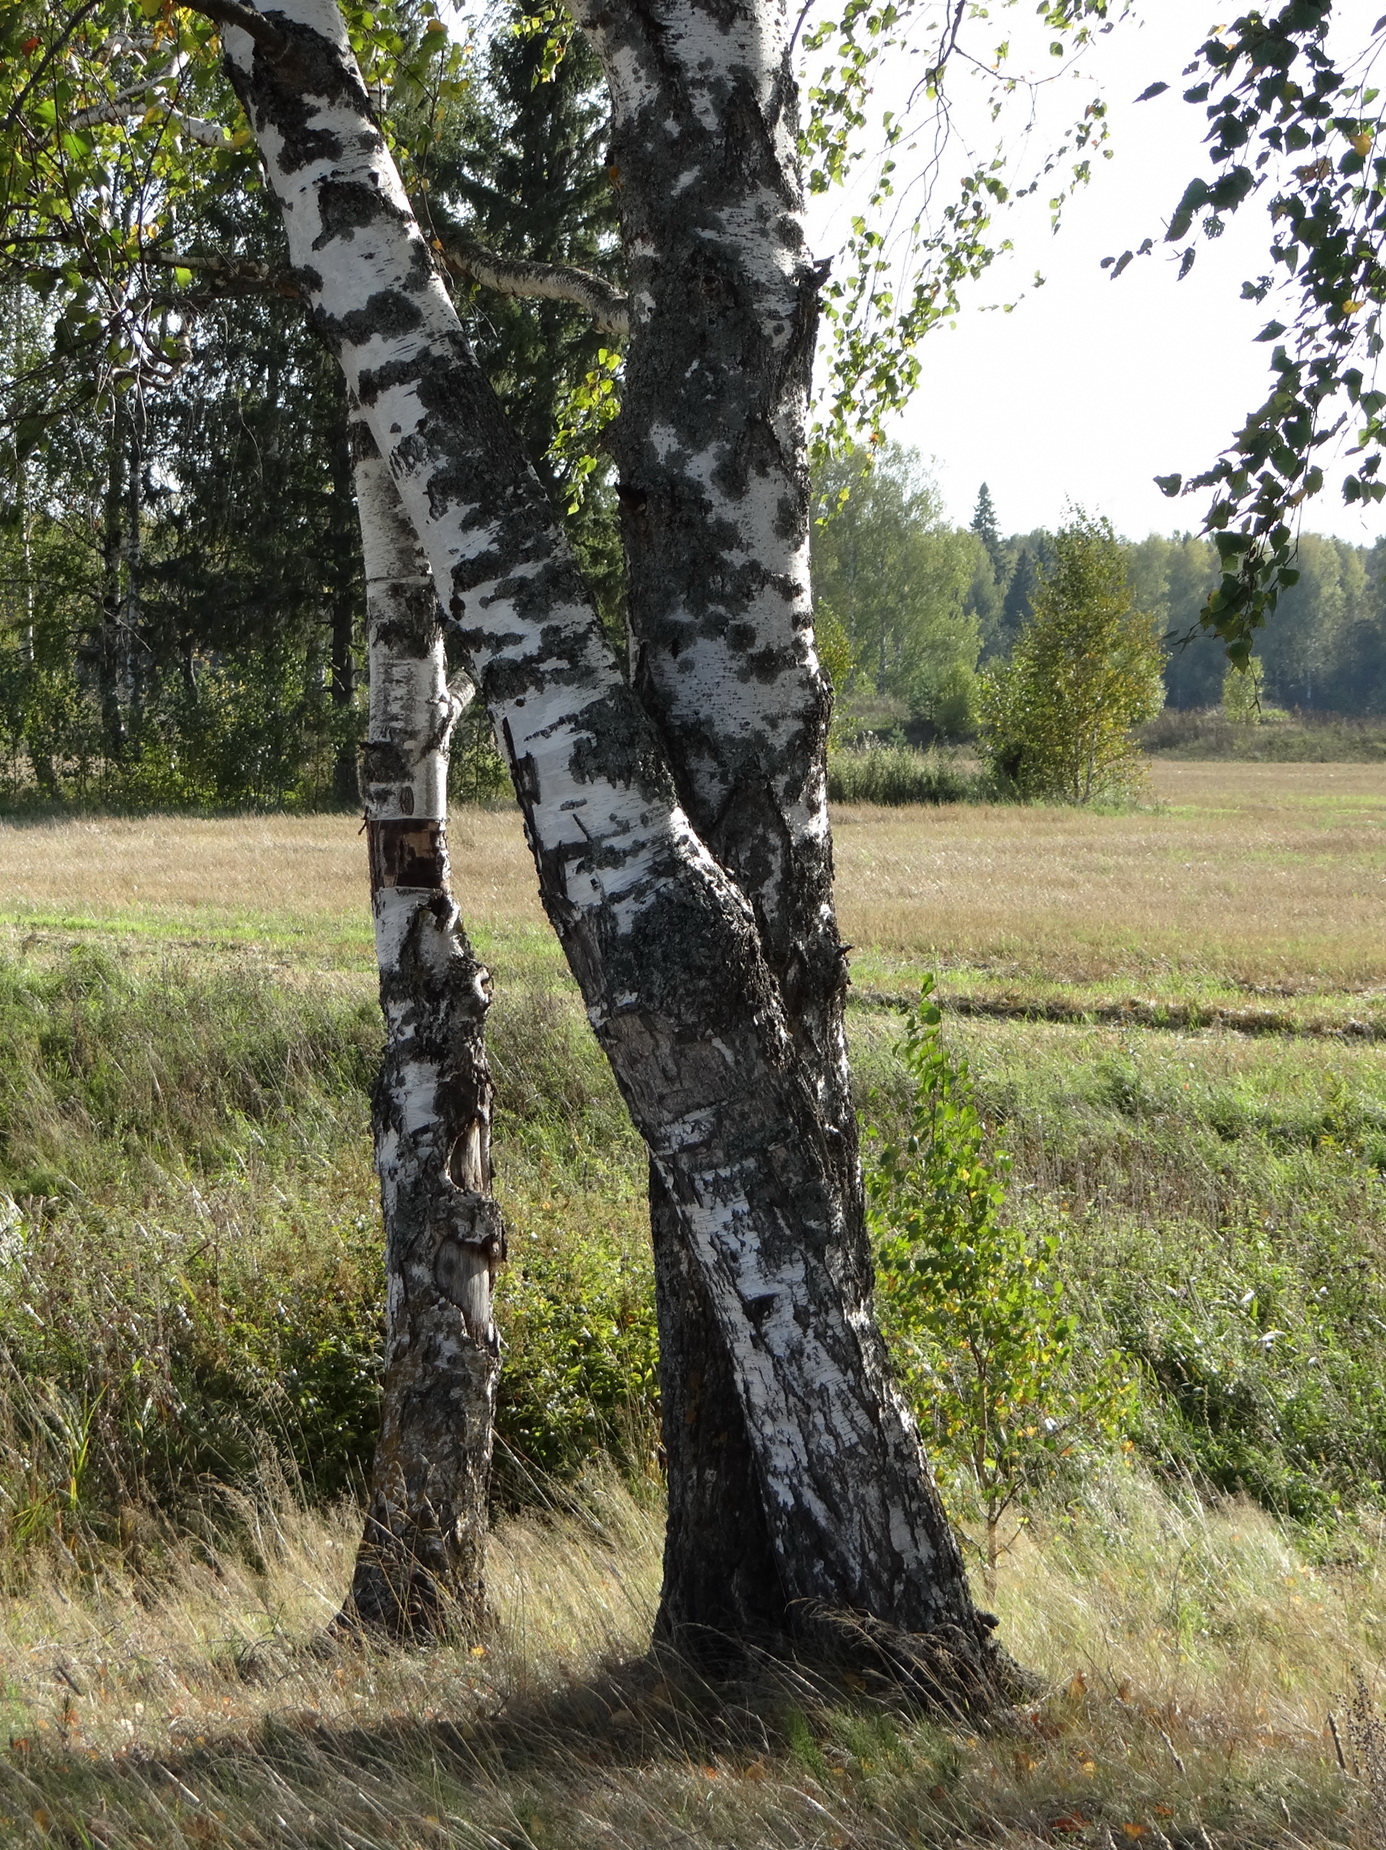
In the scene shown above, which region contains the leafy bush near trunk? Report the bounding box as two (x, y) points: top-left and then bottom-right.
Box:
(865, 983), (1136, 1573)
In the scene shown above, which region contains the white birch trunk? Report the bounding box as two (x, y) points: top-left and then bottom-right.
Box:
(222, 0), (1002, 1696)
(569, 0), (857, 1649)
(340, 410), (502, 1638)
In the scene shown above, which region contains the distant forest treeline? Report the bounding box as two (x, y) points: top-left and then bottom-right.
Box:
(3, 347), (1383, 810)
(813, 448), (1386, 751)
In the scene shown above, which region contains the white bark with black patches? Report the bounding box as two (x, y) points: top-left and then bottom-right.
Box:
(342, 413), (502, 1639)
(224, 0), (1000, 1691)
(570, 0), (857, 1644)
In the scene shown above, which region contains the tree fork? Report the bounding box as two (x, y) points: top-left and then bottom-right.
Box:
(337, 412), (503, 1641)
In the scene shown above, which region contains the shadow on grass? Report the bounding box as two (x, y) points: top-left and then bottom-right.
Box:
(0, 1642), (1356, 1850)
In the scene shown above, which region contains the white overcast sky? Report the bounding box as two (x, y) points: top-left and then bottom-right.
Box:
(803, 3), (1386, 544)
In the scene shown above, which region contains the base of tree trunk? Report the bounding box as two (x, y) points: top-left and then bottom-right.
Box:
(334, 1496), (488, 1643)
(790, 1603), (1033, 1717)
(650, 1169), (1029, 1715)
(332, 1239), (500, 1646)
(651, 1170), (789, 1668)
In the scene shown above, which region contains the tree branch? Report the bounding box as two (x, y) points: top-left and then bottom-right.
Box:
(178, 0), (287, 59)
(149, 248), (304, 297)
(73, 93), (232, 146)
(5, 250), (303, 306)
(432, 227), (628, 335)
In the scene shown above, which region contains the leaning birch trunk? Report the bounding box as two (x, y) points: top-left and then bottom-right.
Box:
(570, 0), (853, 1653)
(223, 1), (1003, 1702)
(340, 410), (503, 1639)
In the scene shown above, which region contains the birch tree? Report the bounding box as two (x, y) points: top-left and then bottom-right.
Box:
(8, 0), (1119, 1694)
(342, 409), (504, 1636)
(206, 0), (1020, 1700)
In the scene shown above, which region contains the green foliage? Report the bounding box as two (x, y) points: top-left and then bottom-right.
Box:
(0, 945), (656, 1560)
(496, 1223), (658, 1493)
(812, 445), (982, 741)
(1222, 655), (1267, 725)
(867, 983), (1135, 1574)
(1142, 704), (1386, 761)
(1123, 531), (1223, 709)
(970, 482), (1003, 574)
(449, 702), (512, 804)
(0, 244), (368, 812)
(979, 511), (1165, 803)
(0, 0), (617, 813)
(855, 1009), (1386, 1529)
(1136, 3), (1386, 642)
(813, 605), (857, 752)
(826, 744), (980, 806)
(428, 3), (624, 637)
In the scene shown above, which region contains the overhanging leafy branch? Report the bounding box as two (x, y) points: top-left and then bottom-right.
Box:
(1136, 2), (1386, 654)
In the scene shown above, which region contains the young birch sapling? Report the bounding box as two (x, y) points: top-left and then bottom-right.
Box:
(868, 981), (1135, 1584)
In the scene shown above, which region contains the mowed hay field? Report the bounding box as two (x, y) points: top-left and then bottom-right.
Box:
(5, 759), (1382, 997)
(1, 762), (1386, 1847)
(834, 760), (1386, 1001)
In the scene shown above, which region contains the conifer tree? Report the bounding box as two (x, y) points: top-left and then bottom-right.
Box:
(970, 482), (1003, 574)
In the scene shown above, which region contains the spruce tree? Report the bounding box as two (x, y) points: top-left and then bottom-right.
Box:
(428, 9), (622, 621)
(999, 546), (1038, 654)
(970, 481), (1003, 573)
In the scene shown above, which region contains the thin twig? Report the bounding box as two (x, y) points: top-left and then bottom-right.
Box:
(1329, 1710), (1348, 1772)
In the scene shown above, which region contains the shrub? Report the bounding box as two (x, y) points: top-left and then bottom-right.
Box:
(867, 982), (1135, 1578)
(827, 746), (980, 806)
(980, 511), (1164, 803)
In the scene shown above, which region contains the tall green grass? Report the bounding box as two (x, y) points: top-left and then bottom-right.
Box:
(859, 1011), (1386, 1527)
(3, 943), (1386, 1575)
(827, 745), (984, 805)
(0, 947), (656, 1563)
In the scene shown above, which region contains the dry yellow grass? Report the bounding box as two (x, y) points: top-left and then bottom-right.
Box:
(3, 761), (1381, 993)
(0, 1472), (1375, 1848)
(834, 759), (1386, 993)
(1, 771), (1384, 1844)
(0, 810), (546, 957)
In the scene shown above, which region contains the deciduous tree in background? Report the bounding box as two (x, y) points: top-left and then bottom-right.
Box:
(980, 511), (1164, 804)
(812, 446), (983, 741)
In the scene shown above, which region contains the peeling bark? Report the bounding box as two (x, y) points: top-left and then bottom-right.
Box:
(338, 411), (502, 1640)
(224, 0), (1001, 1698)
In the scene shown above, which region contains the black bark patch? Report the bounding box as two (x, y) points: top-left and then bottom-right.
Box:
(566, 689), (671, 797)
(312, 177), (405, 250)
(368, 818), (446, 891)
(316, 288), (426, 349)
(230, 15), (376, 174)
